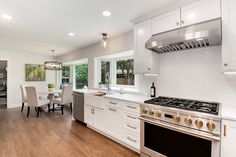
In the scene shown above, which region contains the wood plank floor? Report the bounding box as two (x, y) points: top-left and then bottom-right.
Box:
(0, 108), (139, 157)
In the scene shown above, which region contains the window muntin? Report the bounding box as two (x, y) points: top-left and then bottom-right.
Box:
(61, 66), (70, 84)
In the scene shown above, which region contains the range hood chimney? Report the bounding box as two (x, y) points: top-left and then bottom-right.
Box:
(146, 18), (222, 54)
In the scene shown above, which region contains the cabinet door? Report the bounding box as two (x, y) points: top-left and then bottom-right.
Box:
(181, 0), (221, 26)
(134, 20), (152, 74)
(152, 9), (181, 35)
(94, 108), (106, 132)
(221, 119), (236, 157)
(84, 105), (94, 126)
(106, 107), (122, 140)
(222, 0), (236, 71)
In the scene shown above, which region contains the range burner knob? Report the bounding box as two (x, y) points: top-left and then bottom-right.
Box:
(173, 114), (180, 124)
(206, 121), (216, 132)
(141, 108), (148, 114)
(184, 117), (192, 126)
(148, 110), (154, 116)
(155, 111), (161, 117)
(195, 119), (203, 129)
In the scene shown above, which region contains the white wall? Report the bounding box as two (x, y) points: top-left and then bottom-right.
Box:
(57, 31), (134, 88)
(0, 50), (55, 108)
(158, 46), (236, 107)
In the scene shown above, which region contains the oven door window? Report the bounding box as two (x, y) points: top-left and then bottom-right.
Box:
(144, 122), (212, 157)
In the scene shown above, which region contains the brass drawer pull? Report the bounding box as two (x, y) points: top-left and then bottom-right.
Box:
(127, 124), (137, 129)
(109, 102), (117, 105)
(127, 105), (137, 109)
(127, 136), (137, 142)
(224, 125), (227, 137)
(127, 115), (137, 119)
(109, 108), (117, 112)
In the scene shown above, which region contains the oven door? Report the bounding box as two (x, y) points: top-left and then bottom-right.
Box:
(140, 117), (220, 157)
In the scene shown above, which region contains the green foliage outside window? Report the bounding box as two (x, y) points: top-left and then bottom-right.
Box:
(75, 64), (88, 89)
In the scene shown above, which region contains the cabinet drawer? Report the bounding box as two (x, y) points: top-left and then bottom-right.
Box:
(123, 111), (140, 124)
(123, 102), (140, 113)
(123, 130), (140, 150)
(104, 98), (122, 109)
(123, 121), (140, 134)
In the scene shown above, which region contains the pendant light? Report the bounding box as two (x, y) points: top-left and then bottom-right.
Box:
(44, 50), (62, 70)
(101, 33), (108, 48)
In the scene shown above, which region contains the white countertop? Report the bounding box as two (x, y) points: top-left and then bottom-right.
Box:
(222, 107), (236, 121)
(104, 93), (151, 104)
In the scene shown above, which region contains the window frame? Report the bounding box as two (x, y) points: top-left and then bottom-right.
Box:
(96, 51), (139, 90)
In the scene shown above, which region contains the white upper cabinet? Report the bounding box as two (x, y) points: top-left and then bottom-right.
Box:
(152, 9), (181, 35)
(134, 20), (159, 74)
(181, 0), (221, 27)
(221, 119), (236, 157)
(222, 0), (236, 71)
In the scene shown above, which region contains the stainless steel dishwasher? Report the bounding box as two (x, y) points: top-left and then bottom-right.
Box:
(72, 92), (84, 123)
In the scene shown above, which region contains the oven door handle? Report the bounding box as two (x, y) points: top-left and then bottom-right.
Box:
(139, 117), (220, 141)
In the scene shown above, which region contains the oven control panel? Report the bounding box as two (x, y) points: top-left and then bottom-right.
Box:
(140, 106), (221, 135)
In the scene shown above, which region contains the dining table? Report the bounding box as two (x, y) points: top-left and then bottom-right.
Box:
(38, 90), (62, 112)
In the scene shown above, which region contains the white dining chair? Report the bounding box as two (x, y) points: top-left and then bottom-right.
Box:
(20, 85), (27, 112)
(25, 86), (50, 118)
(52, 85), (72, 114)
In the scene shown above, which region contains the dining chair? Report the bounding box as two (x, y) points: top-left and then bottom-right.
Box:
(52, 85), (72, 114)
(25, 86), (50, 118)
(20, 85), (27, 112)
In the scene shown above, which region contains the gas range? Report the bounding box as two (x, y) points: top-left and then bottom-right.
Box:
(141, 96), (222, 136)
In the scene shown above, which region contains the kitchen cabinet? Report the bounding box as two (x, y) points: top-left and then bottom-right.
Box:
(222, 0), (236, 72)
(85, 104), (106, 132)
(221, 119), (236, 157)
(150, 0), (220, 35)
(84, 105), (95, 126)
(152, 9), (180, 35)
(134, 20), (160, 74)
(106, 106), (122, 140)
(181, 0), (221, 27)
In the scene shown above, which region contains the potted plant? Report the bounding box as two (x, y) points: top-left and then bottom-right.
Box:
(48, 83), (56, 92)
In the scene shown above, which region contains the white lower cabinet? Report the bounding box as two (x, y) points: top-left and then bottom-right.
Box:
(94, 107), (106, 132)
(221, 119), (236, 157)
(84, 105), (95, 126)
(85, 104), (106, 132)
(85, 96), (140, 152)
(106, 106), (122, 140)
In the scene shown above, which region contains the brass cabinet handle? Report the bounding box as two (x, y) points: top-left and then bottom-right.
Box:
(127, 105), (137, 109)
(181, 20), (184, 24)
(127, 136), (137, 142)
(127, 115), (137, 119)
(224, 63), (228, 67)
(109, 108), (117, 112)
(127, 124), (137, 129)
(224, 125), (227, 137)
(109, 102), (117, 105)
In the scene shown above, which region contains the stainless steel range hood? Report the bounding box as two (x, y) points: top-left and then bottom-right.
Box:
(146, 18), (222, 54)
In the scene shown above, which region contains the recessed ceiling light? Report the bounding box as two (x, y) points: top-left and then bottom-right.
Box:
(68, 33), (75, 37)
(102, 11), (111, 17)
(1, 14), (12, 20)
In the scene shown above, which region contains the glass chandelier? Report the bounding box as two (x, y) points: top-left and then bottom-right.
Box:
(44, 50), (62, 70)
(101, 33), (108, 48)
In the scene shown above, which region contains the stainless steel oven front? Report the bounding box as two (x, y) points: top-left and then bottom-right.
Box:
(140, 117), (220, 157)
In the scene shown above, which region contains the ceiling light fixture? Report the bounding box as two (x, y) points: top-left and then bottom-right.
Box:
(101, 33), (108, 48)
(102, 11), (111, 17)
(1, 14), (12, 20)
(44, 50), (62, 70)
(68, 32), (75, 37)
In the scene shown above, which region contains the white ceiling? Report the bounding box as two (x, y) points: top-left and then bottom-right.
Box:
(0, 0), (177, 56)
